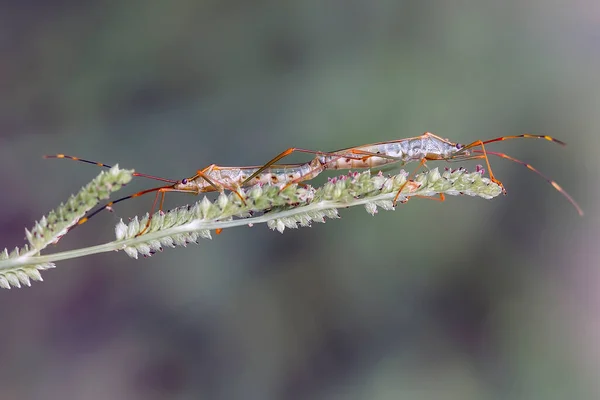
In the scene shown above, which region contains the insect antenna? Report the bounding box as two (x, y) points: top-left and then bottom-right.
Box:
(446, 134), (582, 215)
(74, 186), (167, 227)
(455, 134), (566, 155)
(458, 149), (583, 216)
(478, 134), (566, 147)
(45, 154), (191, 235)
(44, 154), (178, 184)
(71, 183), (200, 237)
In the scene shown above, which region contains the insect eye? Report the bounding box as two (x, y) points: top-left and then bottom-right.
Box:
(181, 178), (188, 184)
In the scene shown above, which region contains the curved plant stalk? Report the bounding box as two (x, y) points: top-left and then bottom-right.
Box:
(115, 166), (501, 258)
(0, 166), (134, 288)
(0, 166), (501, 288)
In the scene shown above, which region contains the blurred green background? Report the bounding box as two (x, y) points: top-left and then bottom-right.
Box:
(0, 1), (598, 399)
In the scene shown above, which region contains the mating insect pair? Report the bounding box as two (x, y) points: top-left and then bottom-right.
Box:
(46, 132), (583, 236)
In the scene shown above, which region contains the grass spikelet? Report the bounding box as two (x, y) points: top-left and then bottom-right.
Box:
(25, 165), (133, 253)
(0, 166), (133, 288)
(116, 167), (501, 257)
(0, 166), (501, 281)
(0, 247), (55, 289)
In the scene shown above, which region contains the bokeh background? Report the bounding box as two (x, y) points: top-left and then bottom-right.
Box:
(0, 1), (598, 399)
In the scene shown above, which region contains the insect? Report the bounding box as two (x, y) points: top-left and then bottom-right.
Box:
(46, 131), (582, 236)
(44, 154), (370, 236)
(240, 132), (583, 215)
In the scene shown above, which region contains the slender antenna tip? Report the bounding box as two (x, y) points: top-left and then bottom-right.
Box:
(550, 137), (567, 146)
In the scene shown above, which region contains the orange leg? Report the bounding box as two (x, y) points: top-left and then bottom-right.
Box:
(451, 134), (567, 195)
(450, 136), (583, 215)
(470, 149), (583, 216)
(136, 189), (168, 236)
(416, 194), (446, 202)
(396, 193), (446, 206)
(241, 148), (328, 186)
(392, 158), (429, 206)
(460, 140), (505, 194)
